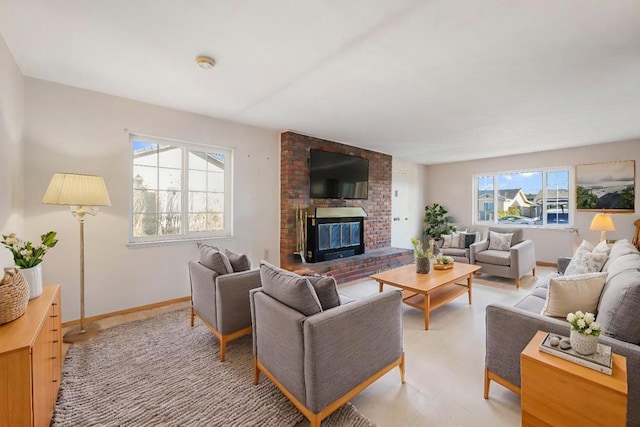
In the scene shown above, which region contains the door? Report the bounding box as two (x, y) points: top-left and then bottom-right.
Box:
(391, 169), (412, 248)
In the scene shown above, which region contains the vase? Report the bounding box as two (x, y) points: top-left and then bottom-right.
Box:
(19, 264), (43, 300)
(570, 330), (598, 355)
(416, 257), (431, 274)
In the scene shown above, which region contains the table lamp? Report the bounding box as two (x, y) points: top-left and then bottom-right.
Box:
(590, 213), (615, 242)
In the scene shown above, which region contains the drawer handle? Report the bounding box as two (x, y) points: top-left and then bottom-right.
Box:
(52, 302), (58, 306)
(50, 314), (59, 318)
(52, 380), (58, 383)
(51, 356), (57, 360)
(53, 340), (59, 343)
(52, 328), (58, 332)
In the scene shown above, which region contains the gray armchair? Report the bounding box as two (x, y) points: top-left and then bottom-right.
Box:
(188, 261), (262, 361)
(470, 227), (536, 288)
(250, 261), (405, 427)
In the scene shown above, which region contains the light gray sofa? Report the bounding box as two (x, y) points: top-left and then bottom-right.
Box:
(485, 239), (640, 426)
(188, 245), (262, 361)
(250, 261), (405, 427)
(470, 226), (536, 288)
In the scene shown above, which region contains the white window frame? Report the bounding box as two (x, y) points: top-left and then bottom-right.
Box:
(128, 133), (233, 245)
(472, 166), (573, 227)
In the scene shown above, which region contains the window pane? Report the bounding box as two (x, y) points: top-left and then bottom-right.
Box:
(133, 189), (157, 214)
(189, 192), (207, 212)
(158, 168), (181, 191)
(188, 213), (207, 232)
(477, 176), (494, 222)
(189, 170), (207, 191)
(133, 213), (158, 237)
(158, 190), (181, 213)
(133, 166), (158, 189)
(133, 141), (158, 166)
(207, 193), (224, 211)
(158, 146), (182, 168)
(545, 170), (569, 225)
(208, 172), (224, 192)
(207, 213), (224, 231)
(497, 172), (541, 224)
(189, 151), (209, 171)
(158, 214), (181, 235)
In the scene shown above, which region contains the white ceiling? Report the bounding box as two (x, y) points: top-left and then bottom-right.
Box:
(2, 0), (640, 165)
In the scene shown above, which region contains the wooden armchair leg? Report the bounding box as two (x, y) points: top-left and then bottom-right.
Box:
(219, 336), (227, 362)
(515, 278), (520, 288)
(532, 267), (536, 277)
(190, 307), (195, 327)
(483, 367), (490, 399)
(253, 357), (260, 385)
(400, 352), (406, 384)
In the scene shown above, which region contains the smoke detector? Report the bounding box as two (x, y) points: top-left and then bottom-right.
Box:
(196, 56), (215, 69)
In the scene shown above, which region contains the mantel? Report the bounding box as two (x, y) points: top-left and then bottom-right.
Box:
(306, 207), (368, 218)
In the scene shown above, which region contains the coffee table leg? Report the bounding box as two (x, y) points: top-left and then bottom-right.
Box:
(424, 294), (430, 330)
(467, 274), (473, 304)
(378, 280), (383, 293)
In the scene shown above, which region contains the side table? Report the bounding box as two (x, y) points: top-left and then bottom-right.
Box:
(521, 331), (628, 427)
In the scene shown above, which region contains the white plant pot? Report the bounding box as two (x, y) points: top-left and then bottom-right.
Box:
(19, 264), (43, 300)
(570, 329), (598, 356)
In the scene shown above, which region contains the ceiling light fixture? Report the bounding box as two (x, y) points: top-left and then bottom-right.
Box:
(196, 55), (215, 69)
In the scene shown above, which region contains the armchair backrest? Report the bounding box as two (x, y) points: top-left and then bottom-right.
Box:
(488, 227), (524, 246)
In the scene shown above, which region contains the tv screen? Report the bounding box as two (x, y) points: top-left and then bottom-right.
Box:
(309, 149), (369, 199)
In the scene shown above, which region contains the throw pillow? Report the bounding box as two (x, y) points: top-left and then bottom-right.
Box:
(450, 231), (461, 249)
(199, 245), (233, 275)
(259, 261), (322, 316)
(460, 232), (477, 249)
(592, 240), (611, 256)
(306, 275), (341, 310)
(565, 246), (607, 275)
(541, 272), (607, 318)
(224, 249), (251, 272)
(488, 231), (512, 251)
(442, 234), (453, 249)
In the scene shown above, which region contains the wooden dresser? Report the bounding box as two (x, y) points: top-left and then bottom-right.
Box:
(0, 285), (62, 427)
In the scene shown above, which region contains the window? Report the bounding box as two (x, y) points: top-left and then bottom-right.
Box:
(474, 168), (571, 226)
(130, 134), (232, 243)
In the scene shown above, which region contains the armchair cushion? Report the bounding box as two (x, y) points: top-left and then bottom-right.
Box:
(306, 275), (341, 310)
(475, 249), (511, 266)
(199, 244), (233, 275)
(224, 249), (251, 272)
(259, 261), (322, 316)
(488, 231), (513, 251)
(541, 272), (607, 317)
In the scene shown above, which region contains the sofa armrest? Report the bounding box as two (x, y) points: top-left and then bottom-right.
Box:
(188, 261), (219, 329)
(485, 303), (569, 388)
(557, 256), (572, 274)
(470, 240), (489, 264)
(215, 269), (261, 334)
(303, 290), (403, 412)
(509, 239), (536, 277)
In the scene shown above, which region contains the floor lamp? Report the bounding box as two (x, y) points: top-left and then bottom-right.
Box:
(42, 173), (111, 343)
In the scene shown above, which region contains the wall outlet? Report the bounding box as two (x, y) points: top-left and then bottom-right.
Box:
(263, 249), (270, 260)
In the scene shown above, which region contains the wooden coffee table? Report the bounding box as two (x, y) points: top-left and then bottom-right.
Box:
(370, 263), (480, 330)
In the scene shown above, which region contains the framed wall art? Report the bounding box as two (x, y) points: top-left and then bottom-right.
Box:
(576, 160), (635, 212)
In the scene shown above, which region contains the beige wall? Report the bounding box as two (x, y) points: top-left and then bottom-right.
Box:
(425, 140), (640, 263)
(0, 34), (24, 266)
(22, 78), (280, 322)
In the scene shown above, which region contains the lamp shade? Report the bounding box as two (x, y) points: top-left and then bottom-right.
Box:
(589, 213), (616, 232)
(42, 173), (111, 206)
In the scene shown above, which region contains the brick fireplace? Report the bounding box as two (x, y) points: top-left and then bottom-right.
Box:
(280, 132), (412, 280)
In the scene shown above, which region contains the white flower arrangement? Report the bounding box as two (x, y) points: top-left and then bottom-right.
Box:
(1, 231), (58, 268)
(566, 311), (602, 337)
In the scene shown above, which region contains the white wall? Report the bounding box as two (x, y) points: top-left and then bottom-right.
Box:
(0, 34), (24, 266)
(23, 78), (280, 322)
(425, 140), (640, 263)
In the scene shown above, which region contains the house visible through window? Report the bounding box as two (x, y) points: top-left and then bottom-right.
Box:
(474, 168), (571, 226)
(130, 134), (232, 243)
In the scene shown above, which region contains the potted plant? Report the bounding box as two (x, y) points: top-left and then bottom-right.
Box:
(411, 238), (432, 274)
(423, 203), (456, 241)
(566, 311), (602, 355)
(1, 231), (58, 299)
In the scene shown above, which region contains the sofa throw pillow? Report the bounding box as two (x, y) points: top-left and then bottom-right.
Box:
(224, 249), (251, 272)
(592, 240), (612, 256)
(541, 272), (607, 318)
(306, 275), (341, 310)
(565, 246), (607, 276)
(450, 231), (461, 249)
(199, 245), (233, 276)
(442, 234), (453, 249)
(460, 232), (478, 249)
(488, 231), (512, 251)
(259, 261), (322, 316)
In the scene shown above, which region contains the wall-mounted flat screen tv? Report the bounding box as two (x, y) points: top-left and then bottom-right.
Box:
(309, 149), (369, 199)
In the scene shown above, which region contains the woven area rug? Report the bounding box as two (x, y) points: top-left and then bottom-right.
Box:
(53, 309), (376, 427)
